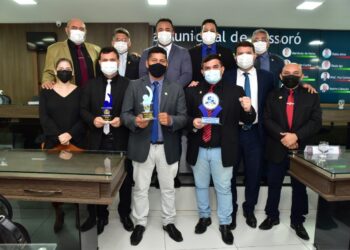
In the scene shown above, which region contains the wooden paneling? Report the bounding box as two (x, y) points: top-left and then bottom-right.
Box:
(0, 23), (150, 105)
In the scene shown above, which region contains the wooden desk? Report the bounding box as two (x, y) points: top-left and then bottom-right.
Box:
(0, 105), (38, 119)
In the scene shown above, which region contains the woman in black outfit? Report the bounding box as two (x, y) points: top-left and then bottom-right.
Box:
(39, 58), (86, 233)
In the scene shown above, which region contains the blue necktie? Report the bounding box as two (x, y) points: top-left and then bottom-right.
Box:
(151, 81), (159, 143)
(243, 72), (251, 98)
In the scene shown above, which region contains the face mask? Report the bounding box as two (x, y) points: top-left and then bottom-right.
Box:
(281, 75), (301, 89)
(202, 31), (217, 45)
(148, 63), (167, 78)
(157, 31), (172, 46)
(114, 41), (128, 54)
(100, 61), (118, 76)
(56, 70), (73, 83)
(69, 29), (85, 45)
(236, 54), (254, 70)
(204, 69), (222, 84)
(253, 41), (267, 55)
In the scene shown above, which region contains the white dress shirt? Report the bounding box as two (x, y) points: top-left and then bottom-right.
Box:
(118, 52), (127, 77)
(159, 43), (172, 59)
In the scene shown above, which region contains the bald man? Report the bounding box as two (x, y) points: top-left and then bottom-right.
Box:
(42, 18), (100, 88)
(259, 63), (322, 240)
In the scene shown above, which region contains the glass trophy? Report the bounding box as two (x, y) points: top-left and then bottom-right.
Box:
(141, 86), (154, 120)
(199, 92), (222, 124)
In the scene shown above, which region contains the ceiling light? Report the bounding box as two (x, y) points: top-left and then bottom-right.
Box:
(296, 1), (323, 10)
(148, 0), (167, 5)
(309, 40), (324, 46)
(13, 0), (37, 5)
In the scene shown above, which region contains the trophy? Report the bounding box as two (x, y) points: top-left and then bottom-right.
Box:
(141, 86), (154, 120)
(101, 93), (112, 121)
(199, 92), (222, 124)
(338, 99), (345, 110)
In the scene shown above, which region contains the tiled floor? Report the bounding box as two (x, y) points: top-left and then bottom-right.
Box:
(99, 186), (317, 250)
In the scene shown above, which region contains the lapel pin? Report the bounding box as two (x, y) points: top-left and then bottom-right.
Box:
(279, 96), (283, 99)
(165, 92), (168, 95)
(199, 91), (202, 94)
(128, 61), (131, 64)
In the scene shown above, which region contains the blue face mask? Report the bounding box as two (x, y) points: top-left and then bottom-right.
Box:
(204, 69), (222, 84)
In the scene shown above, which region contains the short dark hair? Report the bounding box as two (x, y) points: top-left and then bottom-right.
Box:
(201, 19), (218, 30)
(147, 46), (167, 60)
(201, 54), (223, 68)
(55, 58), (73, 69)
(155, 18), (174, 30)
(98, 47), (119, 60)
(234, 41), (255, 55)
(113, 27), (130, 38)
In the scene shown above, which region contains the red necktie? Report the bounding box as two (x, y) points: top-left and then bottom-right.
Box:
(76, 45), (89, 87)
(202, 85), (215, 143)
(286, 89), (294, 129)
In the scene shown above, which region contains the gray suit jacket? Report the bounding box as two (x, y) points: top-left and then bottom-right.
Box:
(121, 75), (187, 164)
(139, 44), (192, 88)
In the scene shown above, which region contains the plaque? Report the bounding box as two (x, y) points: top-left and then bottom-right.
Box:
(199, 92), (222, 124)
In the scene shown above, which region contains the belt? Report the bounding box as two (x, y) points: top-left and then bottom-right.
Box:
(151, 141), (164, 145)
(239, 123), (258, 131)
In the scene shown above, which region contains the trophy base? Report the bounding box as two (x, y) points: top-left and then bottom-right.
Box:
(142, 112), (154, 120)
(201, 117), (220, 125)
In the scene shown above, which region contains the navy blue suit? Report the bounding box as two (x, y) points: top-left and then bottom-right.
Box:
(224, 68), (274, 215)
(255, 52), (284, 88)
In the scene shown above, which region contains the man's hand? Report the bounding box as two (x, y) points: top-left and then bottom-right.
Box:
(188, 81), (199, 88)
(135, 114), (150, 128)
(239, 96), (252, 112)
(193, 118), (205, 129)
(280, 132), (298, 148)
(93, 117), (106, 128)
(110, 117), (122, 128)
(288, 142), (299, 150)
(158, 112), (172, 126)
(41, 81), (55, 89)
(302, 83), (317, 94)
(58, 132), (72, 145)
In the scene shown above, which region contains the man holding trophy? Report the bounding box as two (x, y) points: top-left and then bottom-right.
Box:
(121, 47), (187, 246)
(185, 54), (256, 245)
(80, 47), (131, 234)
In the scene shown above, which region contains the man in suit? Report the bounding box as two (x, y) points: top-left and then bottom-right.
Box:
(139, 18), (192, 87)
(186, 54), (256, 245)
(122, 47), (187, 246)
(80, 47), (130, 235)
(224, 41), (274, 229)
(259, 63), (322, 241)
(42, 18), (100, 88)
(251, 29), (285, 88)
(189, 19), (236, 85)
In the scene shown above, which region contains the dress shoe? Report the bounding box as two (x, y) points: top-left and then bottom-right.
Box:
(219, 225), (234, 245)
(229, 215), (236, 230)
(195, 217), (212, 234)
(243, 211), (257, 228)
(54, 211), (64, 233)
(174, 177), (181, 188)
(163, 224), (183, 242)
(130, 225), (145, 246)
(120, 216), (134, 232)
(259, 217), (280, 230)
(97, 218), (109, 235)
(80, 216), (96, 232)
(291, 223), (309, 240)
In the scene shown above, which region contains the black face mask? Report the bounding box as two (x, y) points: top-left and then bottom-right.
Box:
(281, 75), (300, 89)
(148, 63), (167, 78)
(56, 70), (73, 83)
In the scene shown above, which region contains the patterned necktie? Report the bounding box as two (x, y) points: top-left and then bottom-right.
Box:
(202, 85), (215, 143)
(286, 89), (294, 129)
(103, 79), (112, 135)
(151, 81), (159, 143)
(76, 45), (89, 87)
(243, 72), (251, 97)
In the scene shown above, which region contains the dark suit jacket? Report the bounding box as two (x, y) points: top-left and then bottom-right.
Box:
(139, 44), (192, 87)
(80, 75), (130, 151)
(121, 75), (187, 164)
(189, 44), (236, 82)
(125, 53), (140, 80)
(268, 52), (285, 88)
(264, 86), (322, 164)
(224, 68), (274, 143)
(185, 81), (256, 167)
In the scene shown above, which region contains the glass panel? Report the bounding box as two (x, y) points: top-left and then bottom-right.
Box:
(0, 149), (124, 176)
(0, 244), (57, 250)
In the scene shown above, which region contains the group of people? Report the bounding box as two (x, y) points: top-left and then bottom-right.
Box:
(39, 17), (322, 246)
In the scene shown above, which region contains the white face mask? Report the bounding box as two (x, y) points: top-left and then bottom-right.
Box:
(157, 31), (172, 46)
(69, 29), (85, 45)
(204, 69), (222, 84)
(253, 41), (267, 55)
(236, 54), (254, 70)
(202, 31), (217, 45)
(114, 41), (128, 54)
(100, 61), (118, 76)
